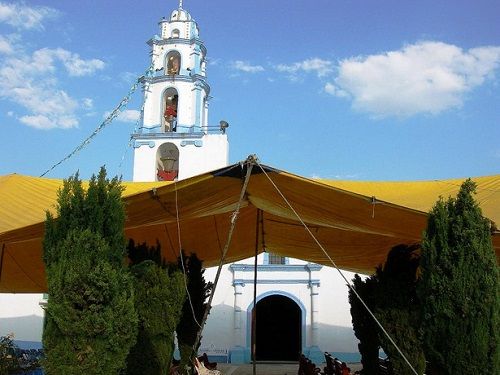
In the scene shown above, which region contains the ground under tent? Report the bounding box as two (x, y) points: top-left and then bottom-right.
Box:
(0, 157), (499, 293)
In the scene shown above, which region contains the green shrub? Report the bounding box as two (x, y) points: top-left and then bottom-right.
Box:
(42, 168), (137, 375)
(175, 252), (212, 374)
(125, 259), (185, 375)
(418, 179), (499, 375)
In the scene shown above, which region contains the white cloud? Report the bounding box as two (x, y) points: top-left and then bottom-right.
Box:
(327, 41), (500, 118)
(0, 35), (13, 54)
(0, 46), (105, 130)
(276, 58), (334, 78)
(231, 60), (265, 73)
(0, 1), (58, 30)
(104, 109), (140, 123)
(118, 110), (140, 122)
(82, 98), (93, 110)
(29, 48), (105, 77)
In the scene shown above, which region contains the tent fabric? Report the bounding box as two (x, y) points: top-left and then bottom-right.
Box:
(0, 163), (499, 293)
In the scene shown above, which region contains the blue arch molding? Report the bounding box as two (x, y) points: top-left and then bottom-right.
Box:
(235, 291), (307, 363)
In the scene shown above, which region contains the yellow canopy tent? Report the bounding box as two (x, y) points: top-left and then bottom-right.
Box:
(1, 161), (499, 293)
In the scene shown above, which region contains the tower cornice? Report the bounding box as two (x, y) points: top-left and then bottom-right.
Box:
(143, 74), (210, 96)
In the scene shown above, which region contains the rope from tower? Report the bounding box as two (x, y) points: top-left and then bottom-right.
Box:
(40, 63), (154, 177)
(117, 61), (155, 174)
(253, 159), (422, 375)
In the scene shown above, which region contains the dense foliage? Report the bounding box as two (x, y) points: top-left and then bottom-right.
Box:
(349, 244), (425, 374)
(42, 168), (137, 375)
(0, 334), (21, 375)
(349, 274), (380, 374)
(125, 260), (186, 375)
(175, 252), (213, 373)
(418, 179), (499, 375)
(374, 244), (425, 375)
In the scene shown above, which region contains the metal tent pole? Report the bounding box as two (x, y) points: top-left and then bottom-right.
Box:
(251, 209), (261, 375)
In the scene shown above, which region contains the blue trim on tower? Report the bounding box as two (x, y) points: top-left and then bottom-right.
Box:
(133, 140), (155, 148)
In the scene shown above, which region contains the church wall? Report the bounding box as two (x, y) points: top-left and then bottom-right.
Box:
(200, 255), (359, 363)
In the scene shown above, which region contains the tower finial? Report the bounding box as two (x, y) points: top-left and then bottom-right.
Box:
(179, 0), (183, 9)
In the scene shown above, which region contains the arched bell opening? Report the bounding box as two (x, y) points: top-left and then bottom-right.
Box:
(166, 50), (181, 75)
(162, 88), (179, 132)
(156, 143), (179, 181)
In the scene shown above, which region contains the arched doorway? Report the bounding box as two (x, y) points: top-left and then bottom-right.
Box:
(254, 294), (302, 361)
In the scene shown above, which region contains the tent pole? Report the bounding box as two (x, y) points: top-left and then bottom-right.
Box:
(252, 209), (261, 375)
(192, 156), (256, 354)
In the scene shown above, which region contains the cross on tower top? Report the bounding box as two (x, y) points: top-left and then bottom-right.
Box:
(179, 0), (183, 9)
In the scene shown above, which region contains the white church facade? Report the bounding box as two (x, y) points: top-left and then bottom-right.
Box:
(132, 2), (359, 365)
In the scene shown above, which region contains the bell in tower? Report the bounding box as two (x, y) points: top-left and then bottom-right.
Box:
(132, 2), (229, 182)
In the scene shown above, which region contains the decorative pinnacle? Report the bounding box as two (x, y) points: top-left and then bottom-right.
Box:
(179, 0), (183, 9)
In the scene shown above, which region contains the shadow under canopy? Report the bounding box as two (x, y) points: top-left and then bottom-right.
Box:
(1, 160), (499, 293)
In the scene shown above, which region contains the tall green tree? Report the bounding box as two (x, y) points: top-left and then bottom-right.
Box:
(125, 260), (186, 375)
(374, 244), (425, 375)
(418, 179), (499, 375)
(42, 168), (137, 375)
(349, 274), (381, 375)
(175, 252), (213, 374)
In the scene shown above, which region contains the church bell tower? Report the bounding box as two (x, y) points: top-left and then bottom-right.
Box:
(132, 1), (229, 182)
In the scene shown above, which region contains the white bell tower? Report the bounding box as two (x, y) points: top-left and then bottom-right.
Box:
(132, 1), (229, 182)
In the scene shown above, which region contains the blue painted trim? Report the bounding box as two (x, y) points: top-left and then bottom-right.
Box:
(194, 85), (202, 128)
(146, 75), (210, 96)
(133, 140), (155, 148)
(233, 278), (320, 286)
(131, 132), (204, 140)
(139, 124), (162, 132)
(230, 264), (322, 272)
(180, 140), (203, 147)
(245, 291), (307, 357)
(149, 36), (207, 56)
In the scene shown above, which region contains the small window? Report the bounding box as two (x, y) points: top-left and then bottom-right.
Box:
(268, 253), (286, 265)
(172, 29), (180, 38)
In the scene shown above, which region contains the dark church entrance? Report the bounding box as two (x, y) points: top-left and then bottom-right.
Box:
(254, 294), (302, 361)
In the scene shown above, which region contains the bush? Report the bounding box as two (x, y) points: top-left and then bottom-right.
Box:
(374, 244), (425, 375)
(175, 252), (212, 374)
(125, 259), (185, 375)
(349, 274), (380, 374)
(0, 334), (21, 375)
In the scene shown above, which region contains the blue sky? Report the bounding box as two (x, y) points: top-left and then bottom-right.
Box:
(0, 0), (499, 181)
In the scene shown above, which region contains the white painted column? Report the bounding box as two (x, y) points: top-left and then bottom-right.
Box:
(310, 282), (320, 347)
(233, 282), (244, 346)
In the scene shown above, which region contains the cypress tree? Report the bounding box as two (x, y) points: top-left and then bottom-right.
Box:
(349, 274), (381, 374)
(126, 260), (185, 375)
(175, 252), (212, 374)
(42, 168), (137, 375)
(374, 244), (425, 375)
(418, 179), (499, 375)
